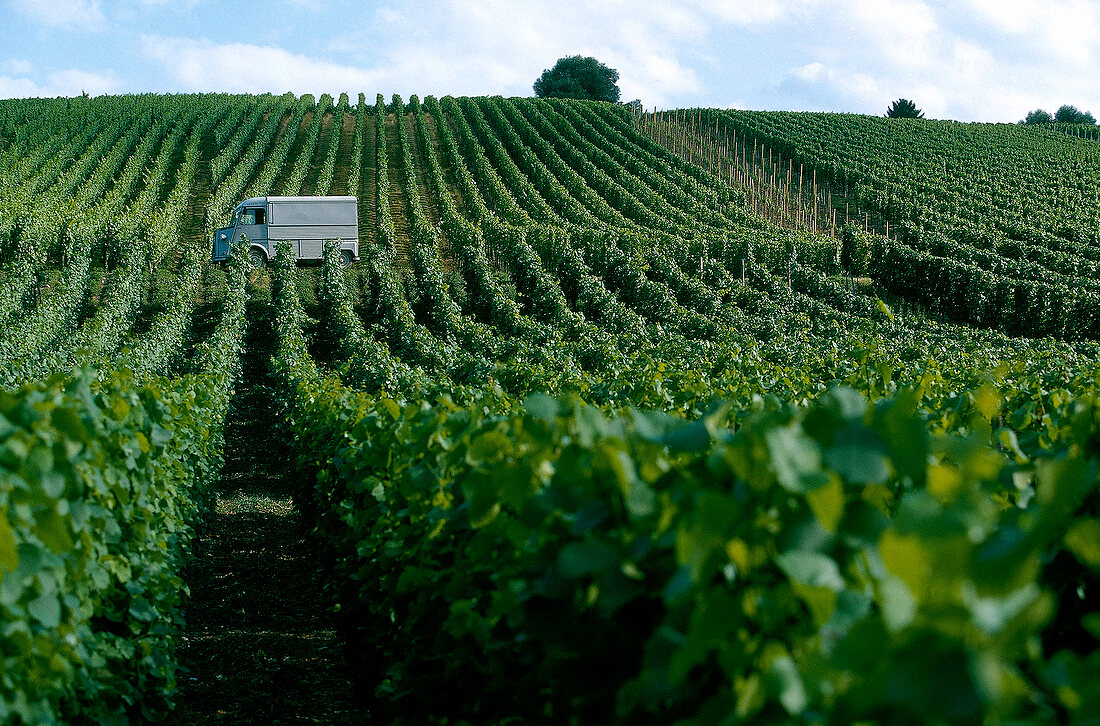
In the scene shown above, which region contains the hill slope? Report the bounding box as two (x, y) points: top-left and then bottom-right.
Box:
(1, 93), (1099, 724)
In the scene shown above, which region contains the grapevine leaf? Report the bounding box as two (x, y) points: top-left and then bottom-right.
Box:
(0, 514), (18, 572)
(1064, 519), (1100, 568)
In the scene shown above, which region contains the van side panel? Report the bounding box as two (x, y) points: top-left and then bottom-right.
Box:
(298, 239), (324, 259)
(266, 198), (358, 260)
(269, 199), (358, 226)
(267, 224), (357, 240)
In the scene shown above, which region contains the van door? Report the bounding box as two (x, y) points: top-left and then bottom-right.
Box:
(212, 229), (231, 261)
(234, 206), (269, 250)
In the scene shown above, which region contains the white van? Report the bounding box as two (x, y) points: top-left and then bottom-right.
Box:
(211, 196), (359, 268)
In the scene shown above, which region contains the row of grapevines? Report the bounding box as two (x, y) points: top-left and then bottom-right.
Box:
(374, 94), (397, 254)
(0, 242), (249, 724)
(280, 93), (333, 196)
(448, 96), (556, 225)
(242, 96), (310, 201)
(207, 94), (297, 230)
(311, 92), (349, 196)
(710, 109), (1100, 276)
(0, 105), (212, 386)
(344, 92), (368, 200)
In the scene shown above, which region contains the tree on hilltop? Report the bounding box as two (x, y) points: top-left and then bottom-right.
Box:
(1054, 104), (1096, 124)
(885, 98), (924, 119)
(1021, 109), (1054, 124)
(1022, 105), (1096, 124)
(533, 56), (621, 103)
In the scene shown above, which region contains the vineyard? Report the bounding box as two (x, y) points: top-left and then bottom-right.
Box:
(1, 92), (1099, 724)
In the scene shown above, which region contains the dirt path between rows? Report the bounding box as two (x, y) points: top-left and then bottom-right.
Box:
(166, 294), (369, 725)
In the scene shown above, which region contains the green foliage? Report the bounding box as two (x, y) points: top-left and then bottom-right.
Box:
(0, 205), (247, 724)
(259, 94), (1100, 724)
(534, 55), (621, 103)
(7, 90), (1100, 726)
(1022, 108), (1054, 124)
(0, 366), (232, 723)
(885, 98), (924, 119)
(273, 331), (1100, 723)
(712, 106), (1100, 338)
(1021, 105), (1097, 126)
(840, 224), (873, 275)
(1055, 104), (1097, 125)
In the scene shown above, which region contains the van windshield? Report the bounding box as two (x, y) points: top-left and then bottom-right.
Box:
(233, 207), (264, 226)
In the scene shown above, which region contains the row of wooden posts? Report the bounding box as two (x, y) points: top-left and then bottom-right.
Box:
(632, 107), (884, 240)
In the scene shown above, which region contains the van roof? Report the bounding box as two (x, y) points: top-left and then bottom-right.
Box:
(234, 196), (357, 209)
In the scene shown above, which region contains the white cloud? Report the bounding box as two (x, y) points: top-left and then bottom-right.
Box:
(372, 45), (530, 98)
(0, 68), (122, 99)
(1031, 1), (1100, 65)
(135, 0), (199, 7)
(4, 0), (1100, 120)
(771, 1), (1100, 120)
(48, 68), (123, 95)
(0, 76), (44, 98)
(843, 0), (939, 69)
(946, 39), (994, 80)
(377, 7), (401, 23)
(317, 0), (792, 106)
(792, 62), (826, 82)
(139, 35), (383, 94)
(960, 0), (1100, 64)
(2, 59), (34, 74)
(785, 24), (1078, 122)
(963, 0), (1044, 34)
(10, 0), (105, 30)
(685, 0), (820, 25)
(611, 50), (701, 107)
(787, 62), (882, 108)
(431, 0), (709, 105)
(643, 4), (707, 36)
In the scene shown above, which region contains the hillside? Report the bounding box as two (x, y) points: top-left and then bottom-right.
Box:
(1, 93), (1099, 724)
(657, 107), (1100, 337)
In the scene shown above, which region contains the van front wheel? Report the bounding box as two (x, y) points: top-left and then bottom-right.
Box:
(339, 250), (354, 268)
(248, 248), (267, 269)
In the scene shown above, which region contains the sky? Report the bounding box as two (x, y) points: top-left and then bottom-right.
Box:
(1, 0), (1099, 123)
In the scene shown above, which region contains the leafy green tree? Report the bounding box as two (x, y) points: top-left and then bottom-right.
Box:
(533, 56), (621, 102)
(885, 98), (924, 118)
(1021, 109), (1054, 124)
(1054, 104), (1097, 124)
